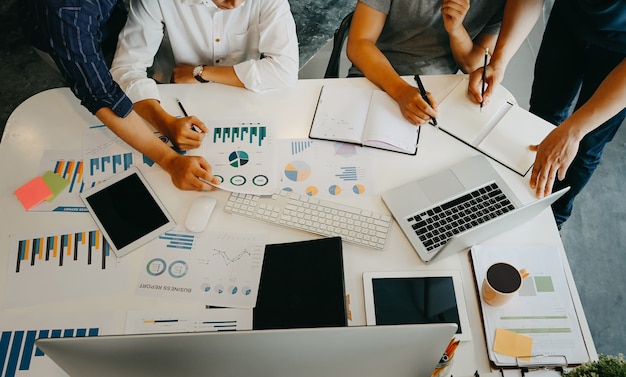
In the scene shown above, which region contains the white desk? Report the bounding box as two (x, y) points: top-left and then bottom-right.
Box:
(0, 75), (596, 375)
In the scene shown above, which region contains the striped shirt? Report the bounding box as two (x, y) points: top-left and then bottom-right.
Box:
(27, 0), (133, 117)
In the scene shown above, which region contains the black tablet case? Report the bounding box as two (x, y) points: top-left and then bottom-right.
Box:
(253, 237), (347, 330)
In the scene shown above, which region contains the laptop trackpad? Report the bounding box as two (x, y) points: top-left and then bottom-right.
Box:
(419, 170), (465, 204)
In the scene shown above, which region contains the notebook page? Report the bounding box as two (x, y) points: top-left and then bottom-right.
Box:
(362, 90), (419, 154)
(437, 78), (510, 145)
(309, 86), (372, 144)
(478, 106), (555, 175)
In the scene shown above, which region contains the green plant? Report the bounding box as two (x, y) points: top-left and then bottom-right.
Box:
(563, 354), (626, 377)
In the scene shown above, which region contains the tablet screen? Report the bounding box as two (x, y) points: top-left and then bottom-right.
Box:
(371, 276), (461, 330)
(363, 270), (471, 341)
(81, 167), (175, 257)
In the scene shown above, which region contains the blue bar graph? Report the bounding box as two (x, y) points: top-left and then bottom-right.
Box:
(159, 233), (195, 250)
(1, 327), (100, 377)
(335, 166), (359, 181)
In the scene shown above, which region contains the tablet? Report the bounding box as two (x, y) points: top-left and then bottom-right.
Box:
(80, 167), (176, 258)
(363, 270), (471, 341)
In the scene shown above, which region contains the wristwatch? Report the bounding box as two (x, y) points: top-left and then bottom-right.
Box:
(193, 65), (209, 83)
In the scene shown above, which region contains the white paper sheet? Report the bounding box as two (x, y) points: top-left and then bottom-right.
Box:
(471, 244), (589, 367)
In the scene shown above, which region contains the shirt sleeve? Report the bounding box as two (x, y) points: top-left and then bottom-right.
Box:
(233, 0), (299, 92)
(42, 2), (133, 117)
(110, 0), (164, 103)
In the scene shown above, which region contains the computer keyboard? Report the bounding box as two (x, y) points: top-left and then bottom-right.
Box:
(408, 182), (515, 253)
(224, 190), (392, 250)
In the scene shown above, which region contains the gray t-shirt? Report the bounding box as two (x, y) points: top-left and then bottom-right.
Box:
(349, 0), (505, 76)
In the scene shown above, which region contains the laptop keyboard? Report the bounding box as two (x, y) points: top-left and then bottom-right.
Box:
(406, 182), (515, 253)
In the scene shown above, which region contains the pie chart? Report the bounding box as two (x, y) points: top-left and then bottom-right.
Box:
(229, 151), (249, 167)
(328, 185), (341, 195)
(284, 161), (311, 181)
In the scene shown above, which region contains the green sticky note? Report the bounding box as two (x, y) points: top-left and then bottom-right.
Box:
(41, 170), (70, 202)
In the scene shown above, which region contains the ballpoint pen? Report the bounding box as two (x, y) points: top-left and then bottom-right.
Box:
(480, 48), (488, 112)
(413, 74), (438, 129)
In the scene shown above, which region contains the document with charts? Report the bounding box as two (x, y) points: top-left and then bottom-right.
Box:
(309, 86), (420, 155)
(277, 139), (376, 199)
(436, 78), (555, 176)
(470, 244), (589, 367)
(189, 120), (277, 195)
(136, 228), (266, 309)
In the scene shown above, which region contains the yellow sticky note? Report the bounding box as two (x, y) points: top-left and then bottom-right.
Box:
(493, 328), (533, 361)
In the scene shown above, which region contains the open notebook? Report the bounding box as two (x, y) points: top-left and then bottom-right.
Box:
(436, 78), (555, 176)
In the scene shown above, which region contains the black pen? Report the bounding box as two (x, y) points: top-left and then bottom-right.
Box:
(480, 48), (488, 112)
(413, 74), (438, 128)
(176, 98), (202, 133)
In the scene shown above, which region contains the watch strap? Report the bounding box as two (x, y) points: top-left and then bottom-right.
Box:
(194, 65), (209, 83)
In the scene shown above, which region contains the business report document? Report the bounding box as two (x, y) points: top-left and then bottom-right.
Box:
(309, 86), (420, 155)
(436, 78), (555, 176)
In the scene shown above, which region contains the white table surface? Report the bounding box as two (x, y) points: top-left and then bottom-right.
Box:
(0, 75), (597, 375)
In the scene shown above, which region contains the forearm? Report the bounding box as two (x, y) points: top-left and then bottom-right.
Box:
(448, 30), (496, 73)
(95, 107), (178, 173)
(560, 58), (626, 139)
(346, 39), (412, 102)
(490, 0), (543, 71)
(199, 65), (244, 88)
(133, 99), (178, 139)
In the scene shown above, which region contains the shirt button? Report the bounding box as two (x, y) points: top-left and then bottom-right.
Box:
(216, 59), (221, 63)
(215, 38), (221, 42)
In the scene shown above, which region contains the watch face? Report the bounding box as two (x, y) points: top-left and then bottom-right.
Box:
(193, 65), (203, 77)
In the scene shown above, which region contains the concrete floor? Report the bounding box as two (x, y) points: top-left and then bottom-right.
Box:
(1, 0), (624, 358)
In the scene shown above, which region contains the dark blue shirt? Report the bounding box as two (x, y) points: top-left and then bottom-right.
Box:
(26, 0), (133, 117)
(562, 0), (626, 54)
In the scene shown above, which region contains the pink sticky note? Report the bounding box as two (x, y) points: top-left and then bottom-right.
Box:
(14, 176), (53, 210)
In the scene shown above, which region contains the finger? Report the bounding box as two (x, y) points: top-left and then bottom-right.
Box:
(529, 144), (538, 151)
(189, 116), (208, 133)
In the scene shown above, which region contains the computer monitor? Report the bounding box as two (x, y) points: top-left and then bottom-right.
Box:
(36, 323), (457, 377)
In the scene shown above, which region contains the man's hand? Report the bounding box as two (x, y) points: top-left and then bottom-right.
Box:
(467, 62), (506, 106)
(441, 0), (470, 34)
(166, 155), (221, 191)
(395, 85), (438, 126)
(165, 116), (208, 151)
(529, 125), (581, 198)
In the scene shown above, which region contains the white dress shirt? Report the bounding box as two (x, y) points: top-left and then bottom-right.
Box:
(111, 0), (299, 102)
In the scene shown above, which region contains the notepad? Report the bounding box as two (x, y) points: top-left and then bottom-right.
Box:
(14, 175), (53, 210)
(309, 86), (420, 155)
(436, 79), (555, 176)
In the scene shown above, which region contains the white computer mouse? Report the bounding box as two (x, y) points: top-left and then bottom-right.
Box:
(185, 196), (217, 233)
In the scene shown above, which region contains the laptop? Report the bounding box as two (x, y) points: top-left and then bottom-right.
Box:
(382, 155), (568, 264)
(36, 323), (457, 377)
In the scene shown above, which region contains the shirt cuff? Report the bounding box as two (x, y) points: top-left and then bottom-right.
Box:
(234, 60), (263, 93)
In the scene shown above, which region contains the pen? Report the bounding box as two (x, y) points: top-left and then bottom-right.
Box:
(176, 98), (202, 133)
(413, 74), (438, 128)
(176, 98), (189, 116)
(480, 48), (488, 112)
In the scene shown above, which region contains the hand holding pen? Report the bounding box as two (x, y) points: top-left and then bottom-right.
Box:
(413, 75), (439, 128)
(176, 98), (204, 133)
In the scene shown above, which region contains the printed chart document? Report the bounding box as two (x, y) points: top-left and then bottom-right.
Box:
(5, 227), (128, 308)
(470, 244), (589, 367)
(0, 311), (116, 377)
(136, 228), (266, 309)
(436, 79), (555, 176)
(190, 120), (278, 195)
(125, 309), (252, 334)
(277, 139), (377, 199)
(309, 86), (420, 155)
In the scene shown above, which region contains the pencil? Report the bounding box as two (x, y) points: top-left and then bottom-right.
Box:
(480, 48), (488, 111)
(413, 74), (438, 128)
